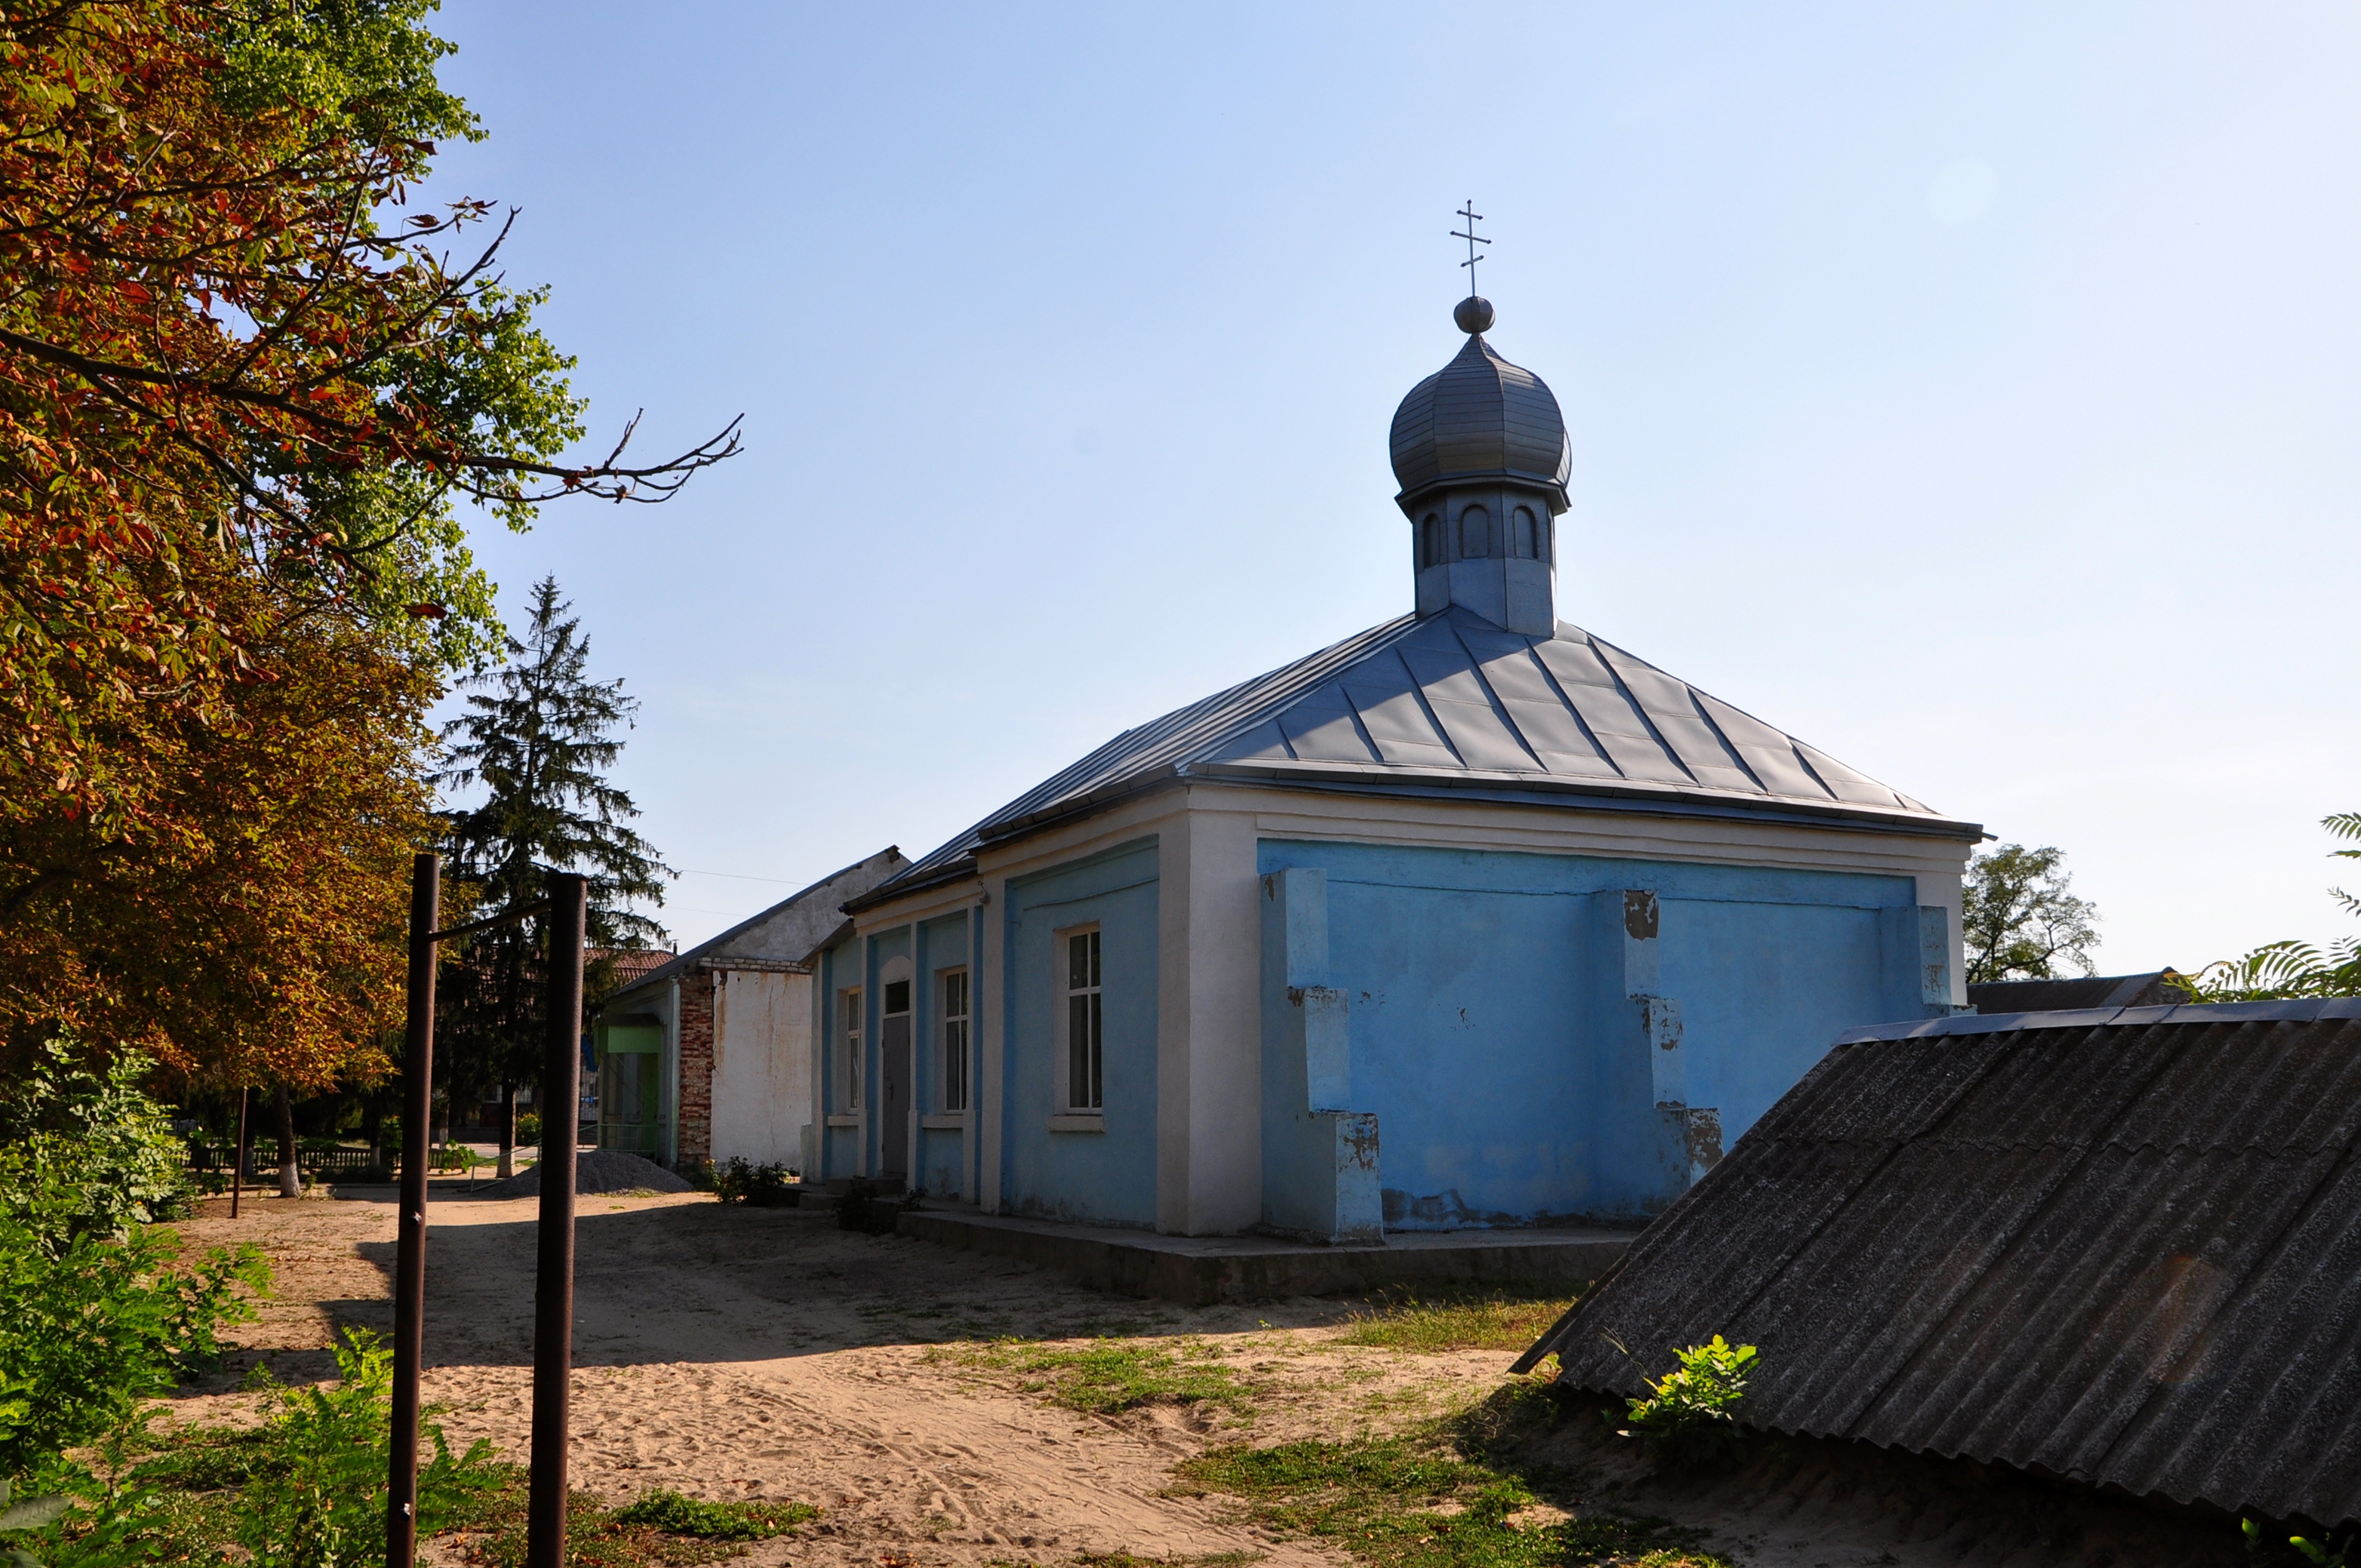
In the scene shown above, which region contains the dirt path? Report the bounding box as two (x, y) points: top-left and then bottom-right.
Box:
(168, 1190), (1456, 1568)
(165, 1190), (2247, 1568)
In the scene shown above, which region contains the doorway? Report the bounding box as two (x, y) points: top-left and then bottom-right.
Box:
(880, 978), (912, 1183)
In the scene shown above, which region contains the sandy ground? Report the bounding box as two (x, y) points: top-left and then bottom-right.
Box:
(163, 1188), (2246, 1568)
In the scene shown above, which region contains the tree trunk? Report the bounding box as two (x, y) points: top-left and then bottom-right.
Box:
(363, 1100), (384, 1169)
(496, 1081), (515, 1179)
(274, 1084), (303, 1198)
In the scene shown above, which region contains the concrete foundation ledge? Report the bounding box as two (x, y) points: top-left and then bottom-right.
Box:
(896, 1206), (1637, 1305)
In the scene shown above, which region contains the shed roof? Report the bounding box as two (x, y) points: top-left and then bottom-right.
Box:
(859, 607), (1975, 908)
(602, 847), (906, 1007)
(1966, 971), (2186, 1013)
(1515, 998), (2361, 1529)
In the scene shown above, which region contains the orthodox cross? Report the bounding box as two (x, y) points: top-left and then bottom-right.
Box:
(1451, 200), (1489, 290)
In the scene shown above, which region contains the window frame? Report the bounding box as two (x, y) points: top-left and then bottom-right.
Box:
(839, 986), (863, 1111)
(938, 966), (970, 1114)
(1053, 924), (1104, 1118)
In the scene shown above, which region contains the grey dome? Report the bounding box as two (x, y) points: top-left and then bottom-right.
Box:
(1388, 331), (1572, 515)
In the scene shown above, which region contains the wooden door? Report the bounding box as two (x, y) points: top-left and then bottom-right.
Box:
(880, 1012), (911, 1181)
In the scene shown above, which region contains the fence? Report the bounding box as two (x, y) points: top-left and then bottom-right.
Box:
(183, 1142), (479, 1180)
(598, 1122), (663, 1158)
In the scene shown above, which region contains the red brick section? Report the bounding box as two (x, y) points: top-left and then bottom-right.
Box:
(675, 968), (715, 1169)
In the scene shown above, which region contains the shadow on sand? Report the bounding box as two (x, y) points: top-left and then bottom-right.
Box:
(338, 1201), (1248, 1371)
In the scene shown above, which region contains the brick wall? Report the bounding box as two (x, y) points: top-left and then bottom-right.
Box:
(675, 968), (715, 1169)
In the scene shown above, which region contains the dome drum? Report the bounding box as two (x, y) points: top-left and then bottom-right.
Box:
(1411, 481), (1556, 633)
(1391, 303), (1571, 637)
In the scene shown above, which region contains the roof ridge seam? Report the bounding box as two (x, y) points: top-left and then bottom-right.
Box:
(1188, 614), (1420, 765)
(1682, 685), (1771, 795)
(1388, 643), (1469, 767)
(1524, 628), (1625, 779)
(1784, 736), (1843, 805)
(1445, 620), (1547, 771)
(1583, 633), (1702, 788)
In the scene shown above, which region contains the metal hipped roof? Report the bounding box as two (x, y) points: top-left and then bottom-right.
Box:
(865, 607), (1973, 904)
(1515, 999), (2361, 1530)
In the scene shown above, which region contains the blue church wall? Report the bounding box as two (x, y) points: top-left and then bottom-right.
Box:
(815, 934), (859, 1177)
(1256, 838), (1922, 1227)
(913, 909), (974, 1199)
(1000, 839), (1161, 1228)
(861, 926), (912, 1176)
(1658, 896), (1921, 1139)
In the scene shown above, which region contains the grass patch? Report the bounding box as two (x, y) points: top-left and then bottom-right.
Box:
(453, 1481), (823, 1566)
(125, 1422), (284, 1492)
(610, 1488), (819, 1539)
(939, 1336), (1250, 1414)
(1333, 1287), (1587, 1354)
(125, 1438), (817, 1568)
(1171, 1385), (1731, 1568)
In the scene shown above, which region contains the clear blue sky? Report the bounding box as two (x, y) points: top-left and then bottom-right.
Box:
(423, 2), (2361, 971)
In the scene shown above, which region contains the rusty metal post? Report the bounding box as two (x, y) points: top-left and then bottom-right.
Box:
(389, 853), (439, 1568)
(524, 872), (588, 1568)
(229, 1087), (247, 1219)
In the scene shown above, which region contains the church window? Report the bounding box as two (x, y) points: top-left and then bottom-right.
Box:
(1512, 506), (1536, 559)
(840, 988), (862, 1111)
(1059, 927), (1102, 1113)
(1421, 514), (1441, 567)
(939, 967), (970, 1113)
(1460, 506), (1489, 558)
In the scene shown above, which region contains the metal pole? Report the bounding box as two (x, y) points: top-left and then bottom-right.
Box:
(524, 873), (588, 1568)
(229, 1087), (247, 1219)
(389, 853), (439, 1568)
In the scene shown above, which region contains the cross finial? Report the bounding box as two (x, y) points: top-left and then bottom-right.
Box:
(1451, 199), (1489, 287)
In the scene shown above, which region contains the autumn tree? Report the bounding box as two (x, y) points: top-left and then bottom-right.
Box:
(0, 2), (732, 1087)
(438, 578), (669, 1174)
(1961, 843), (2101, 985)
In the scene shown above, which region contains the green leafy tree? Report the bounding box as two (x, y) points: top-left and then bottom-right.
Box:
(1962, 844), (2101, 985)
(3, 1), (731, 1093)
(0, 1043), (192, 1242)
(1, 1073), (267, 1509)
(2193, 813), (2361, 1000)
(437, 578), (669, 1172)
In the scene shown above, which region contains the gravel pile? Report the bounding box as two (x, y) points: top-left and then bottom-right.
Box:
(468, 1150), (692, 1199)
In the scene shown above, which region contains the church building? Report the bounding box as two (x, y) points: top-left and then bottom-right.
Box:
(807, 292), (1981, 1241)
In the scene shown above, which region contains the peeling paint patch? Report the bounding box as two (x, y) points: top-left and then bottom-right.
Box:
(1685, 1107), (1723, 1171)
(1623, 888), (1660, 940)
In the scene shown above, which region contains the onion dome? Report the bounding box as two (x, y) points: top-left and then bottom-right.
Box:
(1388, 297), (1572, 517)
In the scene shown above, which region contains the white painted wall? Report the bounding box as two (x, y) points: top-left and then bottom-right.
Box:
(709, 970), (814, 1169)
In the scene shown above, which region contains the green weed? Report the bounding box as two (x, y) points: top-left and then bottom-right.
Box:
(1609, 1336), (1757, 1475)
(456, 1483), (821, 1566)
(1334, 1287), (1587, 1354)
(610, 1489), (818, 1539)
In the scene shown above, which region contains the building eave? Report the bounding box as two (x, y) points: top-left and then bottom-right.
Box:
(936, 759), (1982, 867)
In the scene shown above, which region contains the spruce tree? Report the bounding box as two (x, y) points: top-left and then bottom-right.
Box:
(438, 577), (670, 1175)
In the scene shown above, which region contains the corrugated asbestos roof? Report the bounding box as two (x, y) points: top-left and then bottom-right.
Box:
(865, 607), (1970, 905)
(1966, 971), (2186, 1013)
(1515, 999), (2361, 1529)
